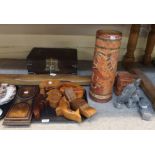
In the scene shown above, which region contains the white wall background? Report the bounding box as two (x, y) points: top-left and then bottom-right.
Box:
(0, 24), (154, 61)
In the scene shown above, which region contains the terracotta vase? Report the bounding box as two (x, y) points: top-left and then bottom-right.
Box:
(89, 30), (122, 103)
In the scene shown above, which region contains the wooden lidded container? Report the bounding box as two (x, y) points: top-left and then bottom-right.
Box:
(89, 30), (122, 103)
(114, 72), (136, 96)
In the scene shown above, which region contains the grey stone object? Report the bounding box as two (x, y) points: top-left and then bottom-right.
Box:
(115, 79), (141, 108)
(114, 79), (153, 121)
(114, 98), (124, 109)
(138, 97), (153, 121)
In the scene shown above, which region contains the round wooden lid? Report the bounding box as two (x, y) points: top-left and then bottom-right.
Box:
(96, 30), (122, 40)
(17, 86), (38, 100)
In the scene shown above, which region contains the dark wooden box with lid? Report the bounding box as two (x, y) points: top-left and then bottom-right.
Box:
(27, 48), (77, 74)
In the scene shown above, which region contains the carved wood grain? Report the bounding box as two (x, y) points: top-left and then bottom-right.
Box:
(124, 24), (141, 67)
(143, 24), (155, 65)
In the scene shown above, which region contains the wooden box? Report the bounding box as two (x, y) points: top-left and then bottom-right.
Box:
(27, 48), (77, 74)
(114, 71), (136, 96)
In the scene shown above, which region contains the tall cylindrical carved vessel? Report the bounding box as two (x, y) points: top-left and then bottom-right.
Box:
(89, 30), (122, 103)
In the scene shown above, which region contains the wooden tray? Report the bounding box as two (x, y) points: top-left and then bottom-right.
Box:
(32, 90), (88, 124)
(1, 86), (88, 125)
(4, 102), (32, 121)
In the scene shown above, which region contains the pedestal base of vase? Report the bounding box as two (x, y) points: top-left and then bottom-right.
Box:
(89, 91), (112, 103)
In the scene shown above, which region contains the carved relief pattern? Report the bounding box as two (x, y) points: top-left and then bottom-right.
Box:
(91, 48), (119, 96)
(90, 30), (122, 102)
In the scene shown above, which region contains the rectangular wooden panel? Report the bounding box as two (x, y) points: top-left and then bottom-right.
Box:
(0, 74), (91, 86)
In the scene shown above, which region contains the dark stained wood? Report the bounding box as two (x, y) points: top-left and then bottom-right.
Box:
(0, 58), (126, 72)
(143, 24), (155, 65)
(124, 24), (141, 68)
(0, 59), (93, 72)
(27, 48), (77, 74)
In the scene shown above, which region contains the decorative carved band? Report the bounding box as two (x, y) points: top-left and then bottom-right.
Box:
(96, 36), (122, 41)
(89, 90), (112, 100)
(95, 45), (120, 51)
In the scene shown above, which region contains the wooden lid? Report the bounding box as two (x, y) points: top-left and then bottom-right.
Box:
(6, 102), (31, 119)
(96, 30), (122, 40)
(18, 86), (38, 100)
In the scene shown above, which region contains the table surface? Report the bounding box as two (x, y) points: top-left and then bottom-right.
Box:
(0, 60), (155, 130)
(0, 86), (155, 130)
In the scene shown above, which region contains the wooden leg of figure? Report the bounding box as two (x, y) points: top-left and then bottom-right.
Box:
(124, 24), (141, 68)
(143, 24), (155, 65)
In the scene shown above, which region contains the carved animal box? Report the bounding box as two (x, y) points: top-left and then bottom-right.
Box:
(114, 71), (136, 96)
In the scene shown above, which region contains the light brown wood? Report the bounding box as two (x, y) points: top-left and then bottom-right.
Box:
(124, 24), (141, 67)
(0, 66), (154, 110)
(143, 24), (155, 65)
(131, 68), (155, 109)
(0, 74), (91, 86)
